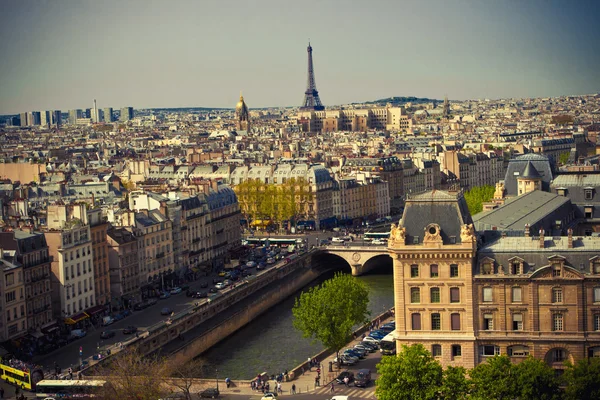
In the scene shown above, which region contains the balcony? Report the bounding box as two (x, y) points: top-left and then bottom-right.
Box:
(156, 252), (165, 259)
(31, 273), (50, 283)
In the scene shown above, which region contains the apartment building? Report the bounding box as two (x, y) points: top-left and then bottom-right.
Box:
(0, 258), (27, 341)
(88, 208), (110, 307)
(107, 227), (140, 308)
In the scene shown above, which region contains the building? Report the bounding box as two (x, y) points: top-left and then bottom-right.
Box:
(0, 229), (53, 332)
(503, 154), (553, 196)
(120, 107), (134, 122)
(51, 110), (62, 127)
(19, 112), (28, 127)
(88, 208), (110, 307)
(297, 107), (411, 133)
(332, 176), (390, 223)
(68, 109), (82, 125)
(107, 227), (139, 310)
(388, 190), (478, 368)
(40, 111), (51, 127)
(44, 204), (96, 325)
(551, 173), (600, 236)
(103, 107), (114, 123)
(28, 111), (41, 126)
(235, 94), (250, 132)
(0, 256), (27, 341)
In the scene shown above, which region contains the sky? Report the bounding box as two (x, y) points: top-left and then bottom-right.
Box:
(1, 0), (599, 114)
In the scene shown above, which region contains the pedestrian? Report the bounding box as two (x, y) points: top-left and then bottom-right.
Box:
(344, 376), (349, 387)
(307, 357), (312, 371)
(315, 376), (319, 388)
(225, 377), (231, 388)
(277, 382), (282, 394)
(291, 383), (296, 394)
(0, 386), (4, 399)
(330, 382), (335, 393)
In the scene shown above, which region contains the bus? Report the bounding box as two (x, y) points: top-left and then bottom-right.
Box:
(363, 231), (390, 241)
(35, 379), (107, 399)
(0, 361), (44, 391)
(245, 237), (303, 248)
(379, 332), (396, 355)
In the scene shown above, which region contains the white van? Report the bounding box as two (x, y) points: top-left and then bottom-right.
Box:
(331, 237), (344, 243)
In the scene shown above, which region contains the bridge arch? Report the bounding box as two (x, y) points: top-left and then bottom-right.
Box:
(362, 254), (393, 275)
(310, 251), (353, 274)
(317, 245), (390, 276)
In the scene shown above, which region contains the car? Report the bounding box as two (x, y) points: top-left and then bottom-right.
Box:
(223, 279), (231, 286)
(215, 282), (226, 290)
(362, 336), (381, 345)
(147, 298), (158, 306)
(122, 326), (137, 334)
(246, 261), (256, 268)
(354, 344), (375, 353)
(180, 285), (190, 291)
(332, 237), (345, 243)
(356, 342), (378, 352)
(335, 370), (354, 384)
(334, 356), (357, 366)
(170, 287), (182, 295)
(209, 287), (217, 293)
(266, 257), (275, 265)
(70, 329), (87, 339)
(354, 369), (372, 388)
(242, 270), (252, 277)
(133, 302), (147, 311)
(161, 307), (172, 315)
(199, 388), (220, 398)
(256, 263), (265, 270)
(194, 291), (208, 298)
(379, 325), (394, 333)
(261, 393), (278, 400)
(100, 331), (115, 340)
(344, 349), (365, 359)
(159, 292), (171, 299)
(218, 271), (227, 277)
(372, 239), (386, 245)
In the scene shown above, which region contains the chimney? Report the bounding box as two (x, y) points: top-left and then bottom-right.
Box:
(567, 228), (573, 249)
(539, 228), (545, 248)
(524, 224), (530, 237)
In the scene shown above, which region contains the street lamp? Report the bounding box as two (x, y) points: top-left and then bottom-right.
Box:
(216, 368), (219, 391)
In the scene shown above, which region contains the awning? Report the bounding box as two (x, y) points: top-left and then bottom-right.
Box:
(84, 304), (105, 316)
(65, 312), (89, 325)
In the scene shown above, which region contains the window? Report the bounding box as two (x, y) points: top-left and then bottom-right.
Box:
(593, 314), (600, 331)
(483, 313), (494, 330)
(430, 287), (440, 303)
(552, 264), (561, 277)
(450, 264), (459, 278)
(451, 313), (461, 330)
(553, 313), (563, 331)
(412, 313), (421, 330)
(480, 345), (500, 356)
(482, 262), (492, 274)
(432, 345), (442, 357)
(512, 313), (523, 331)
(511, 262), (521, 275)
(431, 313), (441, 330)
(5, 291), (15, 303)
(512, 287), (522, 303)
(483, 287), (493, 302)
(452, 345), (462, 357)
(508, 345), (530, 357)
(585, 189), (593, 200)
(411, 287), (420, 304)
(5, 273), (14, 286)
(552, 288), (563, 303)
(450, 287), (460, 303)
(585, 207), (593, 219)
(410, 265), (419, 278)
(430, 264), (439, 278)
(594, 287), (600, 303)
(553, 349), (565, 362)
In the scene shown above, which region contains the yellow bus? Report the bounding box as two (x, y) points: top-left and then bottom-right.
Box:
(0, 362), (44, 391)
(35, 379), (107, 399)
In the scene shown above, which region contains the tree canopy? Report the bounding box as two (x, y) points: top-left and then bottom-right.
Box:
(562, 357), (600, 400)
(292, 273), (369, 364)
(464, 184), (495, 215)
(375, 344), (442, 400)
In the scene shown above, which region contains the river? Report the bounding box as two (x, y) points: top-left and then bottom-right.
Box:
(197, 266), (394, 379)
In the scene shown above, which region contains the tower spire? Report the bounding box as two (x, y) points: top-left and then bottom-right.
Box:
(300, 42), (324, 111)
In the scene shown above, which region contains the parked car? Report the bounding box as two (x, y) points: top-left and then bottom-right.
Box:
(334, 355), (357, 366)
(209, 288), (217, 293)
(246, 261), (257, 268)
(335, 370), (354, 384)
(69, 329), (87, 339)
(122, 326), (137, 334)
(199, 388), (220, 398)
(256, 263), (265, 270)
(194, 291), (208, 298)
(261, 393), (278, 400)
(147, 298), (158, 306)
(102, 316), (114, 326)
(133, 302), (147, 311)
(100, 331), (115, 340)
(161, 307), (172, 316)
(170, 287), (182, 295)
(215, 282), (226, 290)
(362, 336), (381, 345)
(266, 257), (275, 265)
(354, 369), (372, 387)
(159, 292), (171, 299)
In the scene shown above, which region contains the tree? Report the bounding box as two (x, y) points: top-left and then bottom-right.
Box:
(375, 344), (442, 400)
(469, 355), (517, 400)
(464, 184), (495, 215)
(97, 348), (171, 400)
(512, 356), (561, 400)
(559, 152), (570, 165)
(167, 358), (205, 400)
(292, 273), (369, 367)
(563, 357), (600, 400)
(440, 366), (470, 400)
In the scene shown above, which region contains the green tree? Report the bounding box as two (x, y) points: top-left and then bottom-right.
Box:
(512, 356), (561, 400)
(563, 357), (600, 400)
(375, 344), (442, 400)
(440, 366), (470, 400)
(292, 273), (369, 367)
(470, 355), (517, 400)
(464, 184), (495, 215)
(559, 152), (570, 165)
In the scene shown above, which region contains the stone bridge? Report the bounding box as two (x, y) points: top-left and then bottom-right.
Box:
(315, 245), (390, 276)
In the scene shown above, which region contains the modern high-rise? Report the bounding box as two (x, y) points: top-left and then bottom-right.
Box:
(28, 111), (41, 126)
(93, 99), (98, 123)
(19, 112), (28, 127)
(40, 111), (51, 127)
(68, 109), (82, 125)
(51, 110), (62, 127)
(103, 107), (114, 122)
(120, 107), (134, 122)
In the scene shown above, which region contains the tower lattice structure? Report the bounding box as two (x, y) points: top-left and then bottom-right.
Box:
(300, 43), (324, 111)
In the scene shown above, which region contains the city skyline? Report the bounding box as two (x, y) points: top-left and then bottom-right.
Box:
(1, 0), (599, 114)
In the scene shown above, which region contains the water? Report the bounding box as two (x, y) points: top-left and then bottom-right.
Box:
(198, 267), (394, 379)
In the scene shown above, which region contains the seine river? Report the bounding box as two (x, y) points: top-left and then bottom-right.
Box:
(198, 266), (394, 379)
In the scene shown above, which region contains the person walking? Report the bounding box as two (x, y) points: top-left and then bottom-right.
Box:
(330, 382), (335, 394)
(291, 383), (296, 394)
(0, 386), (4, 399)
(277, 382), (282, 395)
(344, 376), (350, 387)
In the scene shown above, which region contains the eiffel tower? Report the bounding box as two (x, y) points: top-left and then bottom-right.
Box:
(300, 42), (325, 111)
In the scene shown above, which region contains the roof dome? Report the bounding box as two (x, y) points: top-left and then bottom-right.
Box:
(236, 93), (248, 114)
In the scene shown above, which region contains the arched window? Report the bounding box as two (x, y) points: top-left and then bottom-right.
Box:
(430, 287), (440, 303)
(410, 287), (420, 304)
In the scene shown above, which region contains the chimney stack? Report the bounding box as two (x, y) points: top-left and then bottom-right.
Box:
(567, 228), (573, 249)
(539, 228), (545, 248)
(524, 224), (530, 237)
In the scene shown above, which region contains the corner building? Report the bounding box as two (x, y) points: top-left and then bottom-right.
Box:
(389, 191), (478, 368)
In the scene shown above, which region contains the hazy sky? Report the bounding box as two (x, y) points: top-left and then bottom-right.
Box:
(1, 0), (599, 114)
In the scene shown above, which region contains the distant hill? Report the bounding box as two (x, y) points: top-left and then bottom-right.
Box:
(365, 96), (441, 105)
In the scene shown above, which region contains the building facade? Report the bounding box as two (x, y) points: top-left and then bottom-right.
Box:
(107, 227), (140, 309)
(88, 208), (110, 307)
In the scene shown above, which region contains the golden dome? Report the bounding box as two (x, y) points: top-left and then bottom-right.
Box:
(236, 92), (248, 111)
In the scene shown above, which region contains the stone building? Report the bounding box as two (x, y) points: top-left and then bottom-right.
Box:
(88, 208), (110, 307)
(0, 256), (27, 341)
(107, 227), (140, 309)
(235, 93), (250, 132)
(389, 189), (600, 371)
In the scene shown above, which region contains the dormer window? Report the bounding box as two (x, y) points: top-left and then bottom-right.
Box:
(552, 263), (561, 277)
(511, 262), (522, 275)
(480, 257), (495, 275)
(585, 189), (593, 200)
(557, 189), (566, 196)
